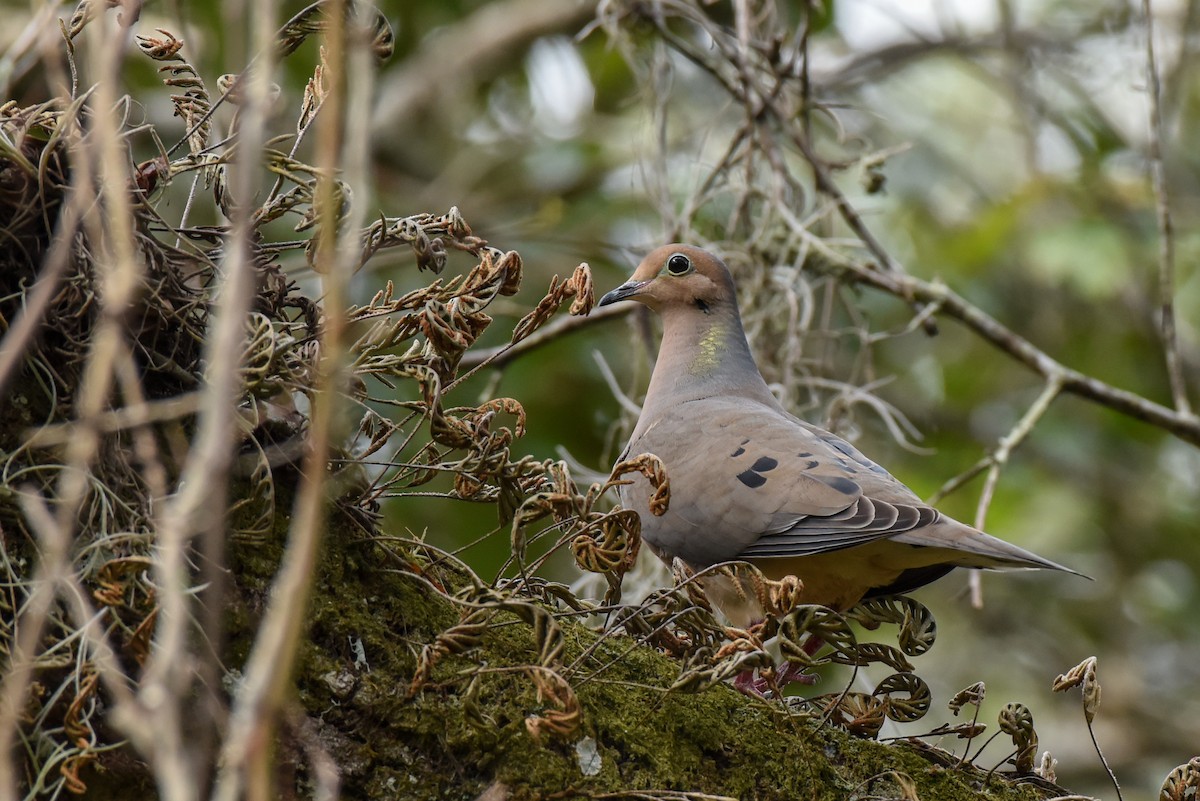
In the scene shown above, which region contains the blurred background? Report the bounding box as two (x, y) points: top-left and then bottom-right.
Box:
(5, 0), (1198, 797)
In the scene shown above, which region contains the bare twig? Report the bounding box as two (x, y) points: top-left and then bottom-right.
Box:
(213, 2), (370, 798)
(207, 23), (305, 801)
(648, 14), (917, 288)
(1143, 0), (1192, 416)
(593, 350), (643, 416)
(0, 491), (74, 799)
(459, 302), (629, 370)
(973, 377), (1064, 532)
(142, 34), (263, 801)
(967, 376), (1064, 605)
(824, 257), (1200, 447)
(32, 7), (207, 798)
(769, 187), (1200, 447)
(0, 181), (86, 400)
(23, 392), (204, 448)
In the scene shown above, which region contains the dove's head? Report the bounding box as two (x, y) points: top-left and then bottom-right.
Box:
(598, 244), (772, 406)
(598, 244), (737, 315)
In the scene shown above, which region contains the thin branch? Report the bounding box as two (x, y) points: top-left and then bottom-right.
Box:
(768, 195), (1200, 446)
(1088, 715), (1125, 801)
(0, 490), (74, 799)
(23, 391), (204, 448)
(968, 376), (1064, 606)
(973, 376), (1065, 532)
(592, 350), (642, 416)
(119, 3), (299, 798)
(640, 2), (1200, 456)
(459, 302), (629, 370)
(213, 1), (368, 798)
(37, 7), (205, 798)
(814, 249), (1200, 447)
(1143, 0), (1192, 416)
(927, 454), (991, 506)
(0, 179), (86, 400)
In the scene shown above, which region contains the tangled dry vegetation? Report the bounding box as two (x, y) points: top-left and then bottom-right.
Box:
(0, 1), (1198, 800)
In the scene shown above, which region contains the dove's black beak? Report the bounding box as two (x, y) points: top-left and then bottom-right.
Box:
(598, 279), (651, 307)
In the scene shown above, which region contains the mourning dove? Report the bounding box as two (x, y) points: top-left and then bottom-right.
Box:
(598, 244), (1078, 629)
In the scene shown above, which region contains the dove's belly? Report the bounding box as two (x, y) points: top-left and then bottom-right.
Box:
(688, 542), (948, 625)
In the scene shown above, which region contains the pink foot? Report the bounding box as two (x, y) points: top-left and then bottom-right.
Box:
(733, 669), (765, 697)
(731, 662), (819, 697)
(773, 660), (819, 687)
(730, 634), (826, 696)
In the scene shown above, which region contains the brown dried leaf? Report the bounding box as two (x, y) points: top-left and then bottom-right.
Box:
(1053, 656), (1100, 724)
(136, 29), (184, 60)
(998, 702), (1038, 773)
(927, 722), (987, 740)
(571, 510), (641, 575)
(510, 263), (594, 343)
(1160, 757), (1200, 801)
(829, 642), (913, 673)
(607, 452), (670, 515)
(408, 610), (490, 698)
(948, 681), (985, 715)
(475, 397), (527, 438)
(839, 693), (889, 738)
(766, 574), (805, 617)
(524, 668), (580, 743)
(873, 672), (931, 723)
(779, 605), (856, 665)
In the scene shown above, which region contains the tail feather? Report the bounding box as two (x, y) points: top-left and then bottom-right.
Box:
(894, 518), (1088, 578)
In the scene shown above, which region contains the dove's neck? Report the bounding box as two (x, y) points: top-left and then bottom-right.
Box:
(638, 303), (781, 430)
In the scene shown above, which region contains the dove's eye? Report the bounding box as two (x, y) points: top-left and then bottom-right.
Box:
(666, 253), (692, 276)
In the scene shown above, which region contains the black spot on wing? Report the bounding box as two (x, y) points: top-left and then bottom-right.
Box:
(735, 455), (779, 488)
(820, 432), (889, 475)
(751, 456), (778, 472)
(730, 446), (745, 457)
(827, 437), (857, 458)
(817, 475), (859, 495)
(797, 452), (812, 458)
(805, 459), (819, 469)
(736, 470), (767, 489)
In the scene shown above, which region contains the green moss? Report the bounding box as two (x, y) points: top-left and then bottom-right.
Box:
(216, 490), (1065, 800)
(71, 476), (1066, 800)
